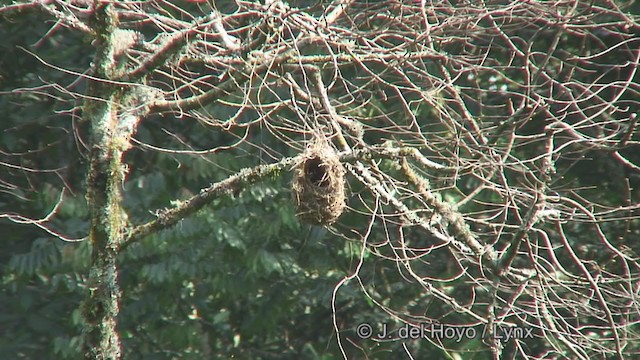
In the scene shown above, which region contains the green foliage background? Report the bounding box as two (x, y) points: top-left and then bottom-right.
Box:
(0, 14), (408, 358)
(1, 1), (639, 359)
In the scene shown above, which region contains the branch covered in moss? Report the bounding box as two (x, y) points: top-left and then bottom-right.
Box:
(122, 155), (299, 249)
(399, 158), (534, 282)
(148, 46), (298, 113)
(122, 146), (452, 249)
(118, 11), (232, 84)
(82, 2), (124, 359)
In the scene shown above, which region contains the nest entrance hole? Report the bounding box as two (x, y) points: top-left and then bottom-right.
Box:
(304, 156), (329, 187)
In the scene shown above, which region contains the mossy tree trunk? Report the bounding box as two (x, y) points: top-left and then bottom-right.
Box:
(81, 2), (127, 359)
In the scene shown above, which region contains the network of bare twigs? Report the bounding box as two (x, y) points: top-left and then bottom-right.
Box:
(3, 0), (640, 358)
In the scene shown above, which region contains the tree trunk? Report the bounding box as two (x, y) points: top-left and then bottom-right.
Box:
(81, 3), (124, 359)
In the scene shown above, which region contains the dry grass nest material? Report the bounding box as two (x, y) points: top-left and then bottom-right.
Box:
(292, 142), (346, 225)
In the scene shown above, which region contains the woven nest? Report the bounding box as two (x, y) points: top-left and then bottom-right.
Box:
(292, 141), (346, 225)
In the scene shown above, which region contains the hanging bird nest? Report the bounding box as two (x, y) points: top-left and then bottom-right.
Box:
(292, 140), (346, 225)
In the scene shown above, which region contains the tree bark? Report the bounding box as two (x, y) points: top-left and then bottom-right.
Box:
(81, 2), (124, 359)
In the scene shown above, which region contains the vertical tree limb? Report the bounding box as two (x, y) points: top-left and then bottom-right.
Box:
(82, 2), (124, 359)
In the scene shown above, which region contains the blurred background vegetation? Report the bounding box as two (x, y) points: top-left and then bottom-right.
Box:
(2, 0), (640, 359)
